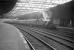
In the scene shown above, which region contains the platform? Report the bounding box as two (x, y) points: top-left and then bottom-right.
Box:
(0, 22), (30, 50)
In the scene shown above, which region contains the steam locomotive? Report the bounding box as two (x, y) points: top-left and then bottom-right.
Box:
(0, 0), (73, 29)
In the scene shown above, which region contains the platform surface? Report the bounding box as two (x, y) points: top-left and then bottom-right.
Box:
(0, 22), (30, 50)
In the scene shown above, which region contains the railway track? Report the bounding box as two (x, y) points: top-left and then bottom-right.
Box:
(18, 27), (55, 50)
(12, 24), (73, 50)
(23, 24), (74, 39)
(13, 24), (74, 43)
(25, 26), (74, 43)
(25, 27), (73, 47)
(11, 23), (73, 38)
(24, 25), (73, 38)
(6, 23), (74, 50)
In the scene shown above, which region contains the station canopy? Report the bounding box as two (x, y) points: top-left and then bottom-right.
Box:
(6, 0), (71, 16)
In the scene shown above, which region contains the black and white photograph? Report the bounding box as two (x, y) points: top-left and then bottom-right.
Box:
(0, 0), (74, 50)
